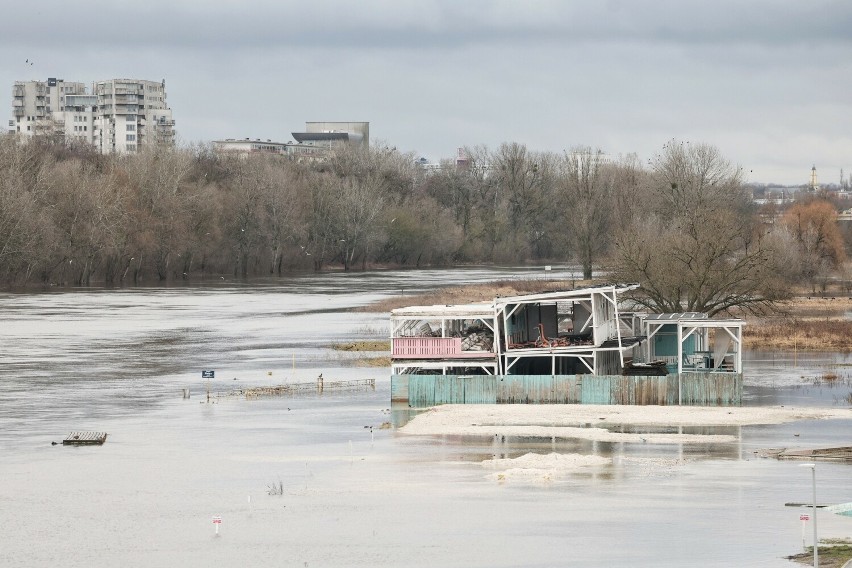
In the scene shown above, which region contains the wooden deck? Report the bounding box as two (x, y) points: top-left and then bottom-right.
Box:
(63, 432), (108, 446)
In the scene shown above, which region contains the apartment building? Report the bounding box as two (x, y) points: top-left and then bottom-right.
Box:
(93, 79), (174, 154)
(9, 77), (175, 154)
(10, 78), (94, 143)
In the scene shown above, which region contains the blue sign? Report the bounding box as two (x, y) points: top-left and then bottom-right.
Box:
(202, 370), (215, 379)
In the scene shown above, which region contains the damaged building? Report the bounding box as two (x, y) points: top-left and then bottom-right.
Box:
(390, 284), (743, 406)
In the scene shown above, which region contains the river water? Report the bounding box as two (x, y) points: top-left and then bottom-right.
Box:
(1, 268), (850, 567)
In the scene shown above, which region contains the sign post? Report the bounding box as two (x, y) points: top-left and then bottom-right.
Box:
(213, 515), (222, 535)
(202, 370), (215, 402)
(800, 514), (810, 551)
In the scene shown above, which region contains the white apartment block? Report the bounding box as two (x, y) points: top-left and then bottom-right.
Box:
(9, 77), (175, 154)
(93, 79), (174, 154)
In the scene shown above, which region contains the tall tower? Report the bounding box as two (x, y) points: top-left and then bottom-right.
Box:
(809, 165), (819, 191)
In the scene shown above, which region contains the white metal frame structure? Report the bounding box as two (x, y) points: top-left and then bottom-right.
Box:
(390, 303), (499, 376)
(494, 284), (641, 375)
(641, 313), (743, 374)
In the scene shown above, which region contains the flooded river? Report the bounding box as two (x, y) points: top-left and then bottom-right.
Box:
(0, 268), (850, 567)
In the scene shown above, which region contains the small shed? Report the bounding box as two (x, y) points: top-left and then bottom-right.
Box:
(640, 313), (743, 374)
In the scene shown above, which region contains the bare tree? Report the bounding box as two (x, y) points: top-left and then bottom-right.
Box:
(780, 198), (846, 292)
(557, 147), (613, 279)
(609, 142), (786, 315)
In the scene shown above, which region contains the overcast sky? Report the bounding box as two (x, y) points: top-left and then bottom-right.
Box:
(4, 1), (852, 185)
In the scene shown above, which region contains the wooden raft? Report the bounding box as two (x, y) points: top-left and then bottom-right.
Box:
(762, 446), (852, 461)
(63, 432), (108, 446)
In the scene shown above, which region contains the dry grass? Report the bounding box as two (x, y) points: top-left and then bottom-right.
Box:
(743, 319), (852, 351)
(331, 341), (390, 352)
(354, 356), (392, 367)
(771, 296), (852, 318)
(360, 278), (598, 313)
(743, 296), (852, 351)
(787, 542), (852, 568)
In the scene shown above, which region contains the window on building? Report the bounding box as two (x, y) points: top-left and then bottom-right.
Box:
(126, 134), (136, 141)
(27, 126), (30, 131)
(126, 115), (135, 121)
(83, 126), (87, 131)
(126, 124), (135, 131)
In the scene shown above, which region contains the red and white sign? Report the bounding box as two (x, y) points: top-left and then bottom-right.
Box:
(213, 516), (222, 524)
(800, 514), (810, 521)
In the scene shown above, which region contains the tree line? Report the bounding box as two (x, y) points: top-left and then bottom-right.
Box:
(0, 134), (848, 313)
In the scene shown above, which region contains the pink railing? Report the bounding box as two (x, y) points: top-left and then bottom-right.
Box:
(392, 337), (494, 359)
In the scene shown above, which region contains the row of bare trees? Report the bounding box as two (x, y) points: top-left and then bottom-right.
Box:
(1, 134), (848, 313)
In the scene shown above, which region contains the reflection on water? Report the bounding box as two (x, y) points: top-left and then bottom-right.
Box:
(1, 268), (851, 567)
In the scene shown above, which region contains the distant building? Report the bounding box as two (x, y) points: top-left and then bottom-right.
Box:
(214, 121), (370, 160)
(808, 165), (820, 191)
(10, 78), (94, 143)
(213, 138), (291, 155)
(291, 121), (369, 150)
(9, 77), (175, 154)
(93, 79), (174, 154)
(211, 138), (327, 159)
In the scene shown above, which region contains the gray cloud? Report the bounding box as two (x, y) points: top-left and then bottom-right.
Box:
(4, 0), (852, 184)
(4, 1), (852, 50)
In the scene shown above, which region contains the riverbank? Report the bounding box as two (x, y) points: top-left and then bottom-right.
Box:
(742, 297), (852, 351)
(360, 279), (852, 352)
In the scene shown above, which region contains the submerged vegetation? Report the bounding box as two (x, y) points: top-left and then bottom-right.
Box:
(330, 341), (390, 352)
(787, 540), (852, 568)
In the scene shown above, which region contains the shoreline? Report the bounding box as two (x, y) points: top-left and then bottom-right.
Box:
(399, 404), (852, 444)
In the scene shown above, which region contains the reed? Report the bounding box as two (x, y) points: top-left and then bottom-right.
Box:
(744, 319), (852, 351)
(331, 341), (390, 352)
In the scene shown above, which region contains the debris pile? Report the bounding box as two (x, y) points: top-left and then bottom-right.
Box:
(461, 332), (494, 352)
(622, 360), (669, 376)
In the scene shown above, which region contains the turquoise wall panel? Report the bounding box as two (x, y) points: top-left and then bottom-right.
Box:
(401, 373), (741, 407)
(390, 374), (409, 402)
(654, 324), (697, 357)
(581, 375), (613, 404)
(409, 375), (436, 406)
(460, 376), (497, 404)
